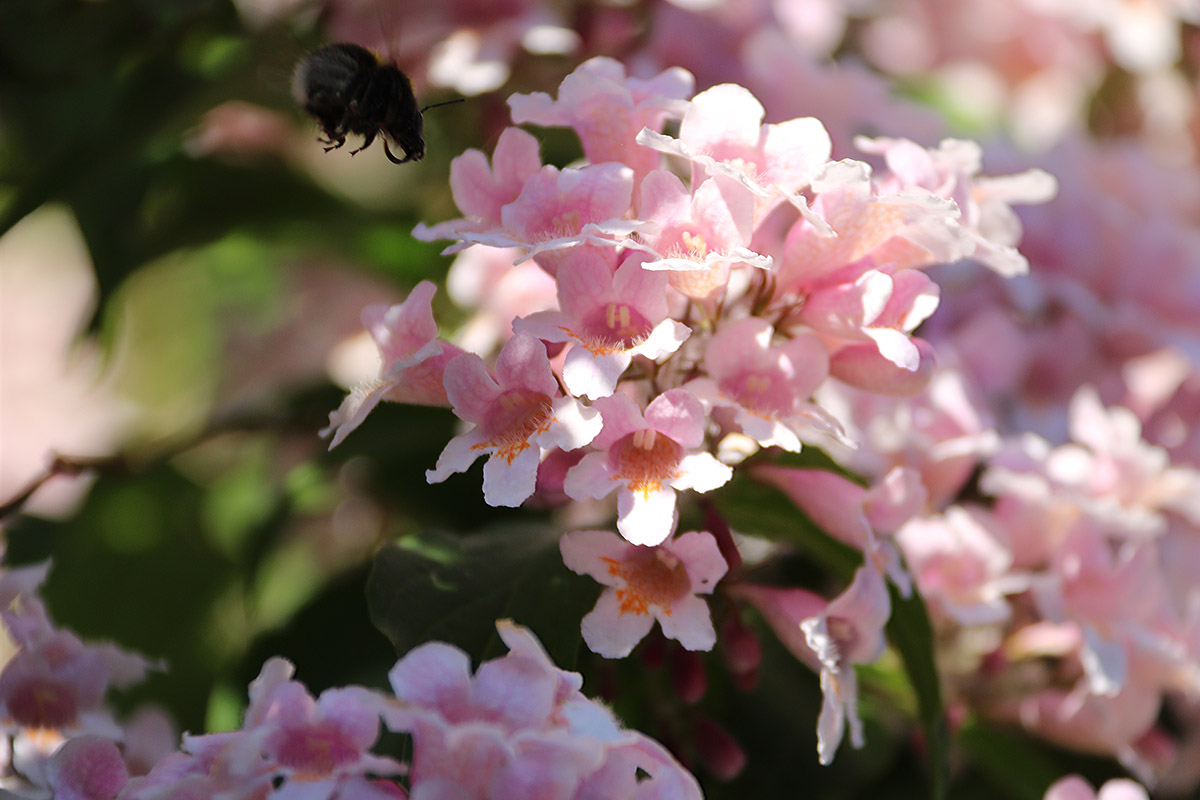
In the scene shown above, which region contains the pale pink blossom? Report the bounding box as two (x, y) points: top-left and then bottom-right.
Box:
(637, 170), (771, 303)
(982, 388), (1200, 543)
(445, 245), (558, 356)
(383, 620), (702, 800)
(636, 83), (833, 233)
(686, 317), (829, 453)
(755, 464), (923, 595)
(44, 735), (128, 800)
(738, 28), (944, 155)
(855, 0), (1108, 149)
(559, 529), (728, 657)
(1031, 527), (1194, 700)
(513, 251), (690, 400)
(322, 282), (464, 448)
(508, 57), (693, 182)
(855, 135), (1057, 278)
(563, 390), (733, 546)
(803, 268), (940, 374)
(414, 126), (543, 248)
(778, 159), (972, 292)
(119, 730), (275, 799)
(895, 506), (1016, 626)
(426, 333), (602, 507)
(732, 566), (892, 764)
(809, 367), (999, 508)
(454, 162), (653, 277)
(730, 583), (826, 673)
(0, 598), (157, 784)
(801, 565), (892, 765)
(1044, 775), (1149, 800)
(242, 657), (403, 798)
(992, 676), (1163, 762)
(0, 207), (135, 518)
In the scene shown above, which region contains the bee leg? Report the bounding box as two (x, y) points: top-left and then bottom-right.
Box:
(320, 132), (347, 152)
(349, 130), (376, 156)
(383, 139), (413, 164)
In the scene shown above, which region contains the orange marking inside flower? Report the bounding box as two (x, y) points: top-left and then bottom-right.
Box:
(612, 428), (684, 498)
(572, 302), (652, 356)
(602, 548), (691, 617)
(473, 388), (554, 465)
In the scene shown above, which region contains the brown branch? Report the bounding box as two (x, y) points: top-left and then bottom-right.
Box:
(0, 404), (323, 522)
(0, 453), (124, 521)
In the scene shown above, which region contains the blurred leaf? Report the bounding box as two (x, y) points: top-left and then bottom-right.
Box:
(886, 583), (949, 800)
(367, 524), (594, 668)
(956, 718), (1062, 800)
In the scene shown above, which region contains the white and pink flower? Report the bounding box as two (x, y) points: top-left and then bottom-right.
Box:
(513, 250), (690, 399)
(322, 281), (464, 448)
(560, 529), (728, 658)
(686, 317), (829, 453)
(426, 333), (602, 507)
(563, 389), (733, 546)
(508, 57), (694, 183)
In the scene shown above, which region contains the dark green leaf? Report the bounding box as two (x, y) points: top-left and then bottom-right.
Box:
(886, 582), (950, 800)
(367, 524), (595, 667)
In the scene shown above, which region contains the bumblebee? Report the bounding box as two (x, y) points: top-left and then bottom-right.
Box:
(293, 42), (430, 164)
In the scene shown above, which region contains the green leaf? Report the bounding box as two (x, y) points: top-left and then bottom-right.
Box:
(367, 524), (595, 668)
(885, 582), (949, 800)
(715, 471), (860, 578)
(955, 717), (1124, 800)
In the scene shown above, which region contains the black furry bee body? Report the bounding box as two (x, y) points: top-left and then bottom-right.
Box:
(292, 42), (425, 164)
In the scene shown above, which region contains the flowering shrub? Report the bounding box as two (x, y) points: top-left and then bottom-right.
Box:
(3, 0), (1200, 798)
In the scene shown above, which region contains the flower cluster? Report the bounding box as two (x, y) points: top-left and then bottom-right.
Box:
(325, 56), (1053, 766)
(0, 567), (701, 800)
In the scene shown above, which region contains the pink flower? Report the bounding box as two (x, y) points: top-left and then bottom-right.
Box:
(802, 268), (940, 374)
(637, 170), (771, 303)
(856, 135), (1057, 278)
(121, 730), (274, 799)
(44, 736), (128, 800)
(242, 657), (403, 797)
(0, 598), (156, 781)
(559, 529), (728, 657)
(755, 464), (923, 594)
(0, 207), (135, 518)
(322, 282), (464, 448)
(445, 245), (558, 356)
(426, 333), (602, 507)
(513, 250), (690, 399)
(686, 317), (829, 453)
(563, 390), (733, 546)
(636, 83), (833, 233)
(730, 566), (892, 764)
(730, 583), (827, 673)
(800, 566), (892, 764)
(508, 57), (693, 182)
(778, 159), (972, 293)
(894, 506), (1015, 626)
(808, 367), (999, 508)
(383, 620), (702, 800)
(458, 162), (651, 277)
(1045, 775), (1149, 800)
(414, 126), (543, 248)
